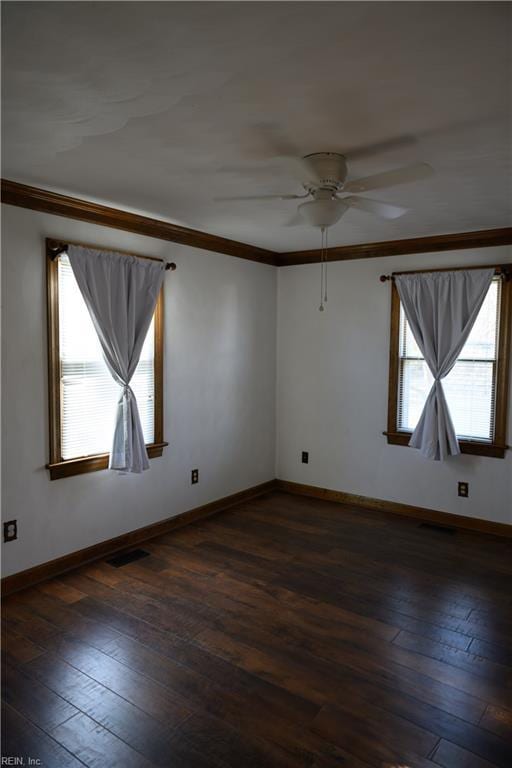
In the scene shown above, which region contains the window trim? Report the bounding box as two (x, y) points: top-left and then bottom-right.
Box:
(386, 271), (511, 459)
(46, 238), (167, 480)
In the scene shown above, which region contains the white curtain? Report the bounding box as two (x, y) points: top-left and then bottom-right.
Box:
(395, 268), (494, 461)
(68, 246), (165, 473)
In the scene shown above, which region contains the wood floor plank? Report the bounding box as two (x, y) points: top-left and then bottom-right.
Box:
(2, 661), (80, 732)
(311, 701), (438, 766)
(479, 705), (512, 742)
(2, 491), (510, 768)
(1, 623), (47, 664)
(208, 566), (472, 652)
(51, 712), (157, 768)
(191, 592), (487, 724)
(272, 568), (511, 657)
(393, 630), (512, 687)
(431, 739), (499, 768)
(1, 701), (85, 767)
(60, 569), (211, 639)
(12, 589), (120, 649)
(145, 540), (223, 577)
(188, 541), (478, 654)
(55, 576), (496, 760)
(24, 653), (237, 768)
(38, 579), (87, 604)
(218, 511), (497, 618)
(325, 544), (512, 613)
(125, 559), (400, 649)
(262, 504), (512, 603)
(99, 630), (319, 728)
(168, 710), (308, 768)
(25, 652), (197, 766)
(194, 621), (512, 765)
(469, 637), (512, 667)
(6, 611), (192, 728)
(9, 584), (317, 731)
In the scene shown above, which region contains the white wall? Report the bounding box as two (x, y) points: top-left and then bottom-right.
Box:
(2, 205), (510, 580)
(1, 205), (277, 577)
(277, 246), (512, 525)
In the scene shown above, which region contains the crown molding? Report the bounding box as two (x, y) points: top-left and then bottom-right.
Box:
(277, 227), (512, 266)
(3, 179), (510, 267)
(1, 179), (279, 266)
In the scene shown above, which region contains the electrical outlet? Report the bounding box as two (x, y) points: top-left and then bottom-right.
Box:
(458, 481), (469, 498)
(301, 451), (309, 464)
(191, 468), (199, 485)
(3, 520), (17, 542)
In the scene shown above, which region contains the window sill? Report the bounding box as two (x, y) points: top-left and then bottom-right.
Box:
(46, 442), (168, 480)
(384, 432), (507, 459)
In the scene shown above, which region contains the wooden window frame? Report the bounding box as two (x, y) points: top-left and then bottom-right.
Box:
(46, 238), (167, 480)
(386, 272), (511, 459)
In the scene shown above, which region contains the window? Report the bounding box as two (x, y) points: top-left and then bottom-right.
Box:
(387, 270), (511, 458)
(47, 239), (166, 479)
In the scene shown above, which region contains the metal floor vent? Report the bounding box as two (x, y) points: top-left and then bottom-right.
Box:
(419, 522), (456, 535)
(107, 549), (150, 568)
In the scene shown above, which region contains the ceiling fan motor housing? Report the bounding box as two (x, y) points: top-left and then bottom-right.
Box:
(303, 152), (348, 192)
(298, 197), (348, 229)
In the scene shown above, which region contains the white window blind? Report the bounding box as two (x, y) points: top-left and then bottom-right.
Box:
(58, 254), (155, 461)
(398, 277), (500, 442)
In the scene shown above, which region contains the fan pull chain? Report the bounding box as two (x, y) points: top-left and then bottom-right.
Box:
(319, 227), (325, 311)
(319, 227), (328, 311)
(324, 227), (328, 305)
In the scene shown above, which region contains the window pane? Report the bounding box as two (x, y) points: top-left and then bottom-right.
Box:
(398, 359), (433, 431)
(58, 255), (154, 460)
(459, 279), (498, 360)
(397, 277), (499, 442)
(443, 361), (494, 440)
(399, 304), (423, 358)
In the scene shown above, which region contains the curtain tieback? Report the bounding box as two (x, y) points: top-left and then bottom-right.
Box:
(121, 383), (134, 400)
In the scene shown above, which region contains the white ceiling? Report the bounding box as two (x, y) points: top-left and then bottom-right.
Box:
(2, 2), (511, 251)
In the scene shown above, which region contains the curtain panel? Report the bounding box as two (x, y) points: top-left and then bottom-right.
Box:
(395, 268), (494, 461)
(68, 246), (165, 473)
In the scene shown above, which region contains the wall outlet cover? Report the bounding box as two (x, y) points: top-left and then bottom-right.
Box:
(3, 520), (17, 542)
(301, 451), (309, 464)
(191, 468), (199, 485)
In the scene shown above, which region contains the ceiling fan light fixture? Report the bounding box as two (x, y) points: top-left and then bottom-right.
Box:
(298, 198), (348, 229)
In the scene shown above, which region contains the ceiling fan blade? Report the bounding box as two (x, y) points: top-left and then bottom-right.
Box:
(343, 134), (417, 161)
(343, 196), (408, 219)
(240, 122), (319, 183)
(249, 122), (301, 157)
(344, 163), (433, 194)
(288, 156), (323, 185)
(284, 211), (305, 227)
(214, 193), (303, 202)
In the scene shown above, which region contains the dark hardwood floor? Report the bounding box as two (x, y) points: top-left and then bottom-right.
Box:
(2, 490), (512, 767)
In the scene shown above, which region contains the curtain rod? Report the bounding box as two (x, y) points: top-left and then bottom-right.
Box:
(380, 264), (511, 282)
(47, 238), (176, 271)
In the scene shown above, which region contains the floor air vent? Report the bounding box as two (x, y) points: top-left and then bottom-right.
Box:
(107, 549), (150, 568)
(419, 522), (456, 534)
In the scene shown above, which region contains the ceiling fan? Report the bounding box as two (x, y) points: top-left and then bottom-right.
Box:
(216, 152), (433, 229)
(217, 150), (433, 311)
